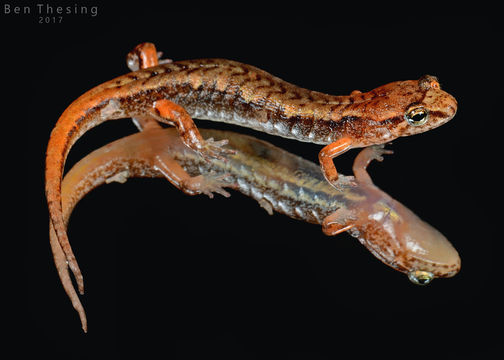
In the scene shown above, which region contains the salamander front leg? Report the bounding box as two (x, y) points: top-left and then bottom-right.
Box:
(319, 137), (356, 190)
(322, 208), (357, 236)
(152, 148), (234, 198)
(352, 144), (393, 186)
(151, 99), (235, 161)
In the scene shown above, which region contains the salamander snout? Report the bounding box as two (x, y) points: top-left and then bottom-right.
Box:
(398, 209), (461, 284)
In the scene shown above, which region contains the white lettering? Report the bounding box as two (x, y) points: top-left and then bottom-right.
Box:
(4, 3), (98, 18)
(4, 4), (31, 14)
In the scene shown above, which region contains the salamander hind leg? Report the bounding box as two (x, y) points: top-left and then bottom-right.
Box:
(152, 99), (235, 161)
(126, 42), (172, 72)
(152, 147), (235, 198)
(180, 172), (235, 199)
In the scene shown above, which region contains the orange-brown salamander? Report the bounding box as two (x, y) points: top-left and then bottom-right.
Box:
(50, 128), (460, 332)
(46, 42), (458, 291)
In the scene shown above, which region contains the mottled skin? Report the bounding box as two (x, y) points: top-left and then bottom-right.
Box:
(51, 128), (460, 332)
(46, 43), (457, 290)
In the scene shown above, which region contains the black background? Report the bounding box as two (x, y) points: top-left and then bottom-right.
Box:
(4, 6), (500, 359)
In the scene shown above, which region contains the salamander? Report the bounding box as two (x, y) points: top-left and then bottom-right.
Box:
(45, 42), (458, 291)
(50, 127), (460, 332)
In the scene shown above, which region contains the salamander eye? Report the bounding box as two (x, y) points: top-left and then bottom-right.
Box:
(408, 270), (434, 285)
(404, 107), (429, 126)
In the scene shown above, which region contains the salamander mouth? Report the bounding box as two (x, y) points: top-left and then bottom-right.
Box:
(407, 266), (458, 285)
(404, 255), (461, 279)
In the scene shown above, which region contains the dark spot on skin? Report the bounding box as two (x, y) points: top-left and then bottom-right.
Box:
(287, 91), (302, 101)
(357, 93), (368, 101)
(66, 123), (80, 142)
(429, 110), (450, 119)
(328, 104), (340, 119)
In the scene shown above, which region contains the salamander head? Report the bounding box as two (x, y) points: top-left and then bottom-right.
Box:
(395, 75), (457, 137)
(352, 75), (457, 143)
(349, 196), (460, 284)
